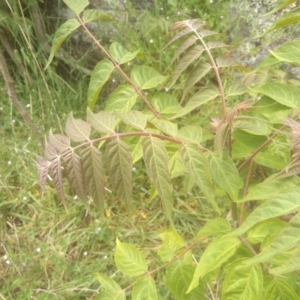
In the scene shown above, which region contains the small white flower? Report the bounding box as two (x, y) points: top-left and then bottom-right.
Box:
(36, 248), (41, 253)
(3, 255), (8, 260)
(103, 255), (108, 259)
(132, 167), (136, 172)
(160, 7), (163, 10)
(166, 16), (169, 20)
(7, 161), (11, 165)
(127, 62), (131, 66)
(23, 196), (27, 201)
(83, 251), (88, 256)
(11, 119), (15, 124)
(220, 16), (223, 19)
(165, 88), (169, 92)
(149, 39), (153, 43)
(112, 78), (116, 83)
(26, 104), (31, 108)
(95, 227), (101, 234)
(73, 195), (78, 200)
(6, 260), (10, 265)
(28, 137), (31, 141)
(0, 107), (2, 111)
(210, 0), (213, 3)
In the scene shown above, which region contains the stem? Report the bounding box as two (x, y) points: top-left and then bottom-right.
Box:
(73, 131), (184, 152)
(77, 16), (161, 119)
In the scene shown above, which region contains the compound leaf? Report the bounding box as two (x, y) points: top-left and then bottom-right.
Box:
(48, 132), (70, 154)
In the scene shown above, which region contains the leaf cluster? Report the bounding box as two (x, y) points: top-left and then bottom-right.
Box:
(37, 0), (300, 298)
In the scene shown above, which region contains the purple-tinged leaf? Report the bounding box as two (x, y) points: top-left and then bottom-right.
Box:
(48, 132), (70, 153)
(81, 146), (106, 216)
(36, 156), (51, 196)
(64, 150), (87, 204)
(65, 112), (91, 142)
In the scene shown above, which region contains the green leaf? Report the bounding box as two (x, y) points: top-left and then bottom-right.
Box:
(131, 65), (167, 90)
(266, 6), (300, 33)
(132, 277), (158, 300)
(150, 119), (178, 137)
(109, 42), (139, 64)
(166, 261), (205, 300)
(264, 278), (300, 300)
(88, 59), (115, 110)
(248, 226), (300, 265)
(87, 108), (116, 134)
(232, 193), (300, 237)
(169, 45), (204, 88)
(115, 111), (148, 131)
(170, 86), (219, 119)
(195, 218), (232, 239)
(252, 83), (300, 108)
(222, 258), (263, 300)
(180, 145), (218, 211)
(188, 236), (241, 293)
(143, 137), (174, 226)
(106, 140), (132, 214)
(269, 247), (300, 275)
(225, 83), (247, 98)
(232, 129), (267, 159)
(246, 219), (287, 244)
(150, 93), (181, 116)
(105, 85), (137, 113)
(183, 62), (211, 96)
(264, 0), (297, 16)
(65, 112), (91, 142)
(45, 19), (80, 69)
(114, 238), (148, 277)
(158, 229), (185, 262)
(81, 146), (106, 216)
(239, 177), (300, 203)
(209, 152), (240, 201)
(176, 126), (202, 144)
(254, 147), (290, 170)
(63, 0), (89, 14)
(169, 150), (186, 178)
(268, 40), (300, 65)
(95, 273), (125, 300)
(82, 9), (111, 23)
